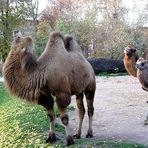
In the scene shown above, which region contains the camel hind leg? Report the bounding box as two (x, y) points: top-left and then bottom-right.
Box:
(73, 93), (85, 139)
(37, 91), (56, 143)
(85, 90), (95, 138)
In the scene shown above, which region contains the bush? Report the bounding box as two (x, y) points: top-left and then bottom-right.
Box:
(35, 34), (48, 56)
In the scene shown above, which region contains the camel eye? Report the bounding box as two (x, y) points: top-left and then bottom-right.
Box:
(141, 62), (144, 66)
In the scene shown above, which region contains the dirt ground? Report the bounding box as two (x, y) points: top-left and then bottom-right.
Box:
(68, 76), (148, 145)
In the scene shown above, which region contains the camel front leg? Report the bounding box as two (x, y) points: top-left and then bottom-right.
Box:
(37, 92), (56, 143)
(46, 108), (56, 143)
(55, 93), (74, 146)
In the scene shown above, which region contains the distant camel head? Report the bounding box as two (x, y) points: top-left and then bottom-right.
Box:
(136, 58), (148, 91)
(12, 30), (33, 52)
(136, 58), (148, 71)
(13, 30), (23, 42)
(124, 45), (136, 57)
(6, 31), (36, 73)
(123, 45), (139, 77)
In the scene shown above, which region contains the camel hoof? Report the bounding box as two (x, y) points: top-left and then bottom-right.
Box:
(144, 120), (148, 125)
(86, 133), (93, 138)
(46, 132), (56, 143)
(86, 129), (93, 138)
(66, 135), (74, 146)
(73, 133), (81, 139)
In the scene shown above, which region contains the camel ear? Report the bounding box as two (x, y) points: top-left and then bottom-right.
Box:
(138, 57), (144, 61)
(124, 47), (129, 53)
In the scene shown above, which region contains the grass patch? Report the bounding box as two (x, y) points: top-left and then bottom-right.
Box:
(0, 82), (148, 147)
(0, 82), (65, 147)
(71, 139), (147, 148)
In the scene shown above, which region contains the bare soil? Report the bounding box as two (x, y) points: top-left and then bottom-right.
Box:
(68, 75), (148, 145)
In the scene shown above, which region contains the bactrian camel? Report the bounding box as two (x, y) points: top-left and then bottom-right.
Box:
(3, 31), (96, 146)
(124, 45), (148, 124)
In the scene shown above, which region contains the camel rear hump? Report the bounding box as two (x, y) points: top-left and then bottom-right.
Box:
(64, 34), (95, 93)
(65, 35), (82, 53)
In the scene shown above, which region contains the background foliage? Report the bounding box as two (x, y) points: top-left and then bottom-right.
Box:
(0, 0), (148, 62)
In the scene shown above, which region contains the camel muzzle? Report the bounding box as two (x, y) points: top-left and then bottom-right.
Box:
(136, 63), (145, 71)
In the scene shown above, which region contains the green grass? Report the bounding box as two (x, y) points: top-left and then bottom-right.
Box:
(0, 82), (148, 148)
(70, 139), (147, 148)
(0, 82), (65, 147)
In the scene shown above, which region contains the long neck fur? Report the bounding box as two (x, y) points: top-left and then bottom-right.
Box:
(3, 32), (66, 102)
(124, 54), (138, 77)
(3, 49), (46, 102)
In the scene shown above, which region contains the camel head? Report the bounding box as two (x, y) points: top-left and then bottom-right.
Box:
(124, 45), (136, 57)
(13, 30), (23, 42)
(136, 58), (148, 71)
(11, 30), (33, 52)
(3, 32), (37, 99)
(136, 58), (148, 91)
(3, 32), (36, 79)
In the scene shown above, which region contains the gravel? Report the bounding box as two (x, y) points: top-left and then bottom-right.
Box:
(69, 75), (148, 145)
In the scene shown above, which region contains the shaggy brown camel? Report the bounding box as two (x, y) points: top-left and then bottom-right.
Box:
(136, 57), (148, 124)
(3, 31), (96, 146)
(124, 45), (148, 78)
(124, 46), (148, 123)
(136, 58), (148, 91)
(123, 45), (139, 77)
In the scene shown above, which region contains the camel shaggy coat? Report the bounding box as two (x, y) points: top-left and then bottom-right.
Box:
(3, 31), (96, 145)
